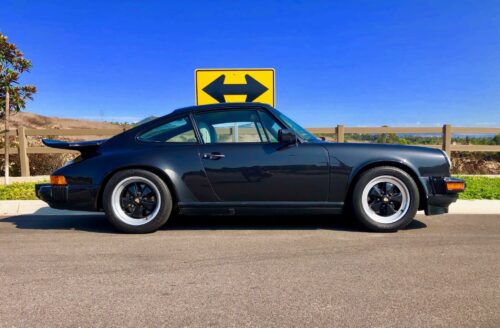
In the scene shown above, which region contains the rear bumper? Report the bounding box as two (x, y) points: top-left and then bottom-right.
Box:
(424, 177), (465, 215)
(35, 183), (100, 212)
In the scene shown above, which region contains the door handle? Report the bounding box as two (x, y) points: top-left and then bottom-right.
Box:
(202, 152), (225, 160)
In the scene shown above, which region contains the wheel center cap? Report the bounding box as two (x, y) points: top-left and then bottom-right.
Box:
(134, 197), (141, 204)
(383, 197), (389, 203)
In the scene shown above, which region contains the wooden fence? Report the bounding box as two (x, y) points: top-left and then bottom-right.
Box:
(1, 125), (500, 177)
(308, 125), (500, 154)
(1, 127), (127, 177)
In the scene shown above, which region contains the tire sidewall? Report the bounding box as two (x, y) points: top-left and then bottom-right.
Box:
(352, 167), (419, 232)
(103, 169), (172, 233)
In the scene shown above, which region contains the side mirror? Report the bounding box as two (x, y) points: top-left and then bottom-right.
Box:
(278, 129), (297, 144)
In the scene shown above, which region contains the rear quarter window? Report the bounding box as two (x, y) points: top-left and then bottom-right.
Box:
(138, 116), (197, 143)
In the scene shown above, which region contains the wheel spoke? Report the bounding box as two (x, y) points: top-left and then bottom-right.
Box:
(390, 192), (403, 205)
(135, 183), (143, 196)
(126, 184), (137, 196)
(142, 185), (153, 197)
(369, 186), (383, 198)
(120, 193), (133, 206)
(141, 183), (147, 194)
(385, 183), (395, 194)
(126, 203), (135, 214)
(370, 200), (383, 212)
(383, 203), (397, 216)
(131, 205), (144, 218)
(120, 197), (130, 209)
(142, 200), (156, 211)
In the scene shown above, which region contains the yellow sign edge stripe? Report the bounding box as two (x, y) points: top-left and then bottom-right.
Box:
(194, 68), (275, 107)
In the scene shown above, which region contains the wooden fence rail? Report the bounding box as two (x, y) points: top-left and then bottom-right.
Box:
(1, 125), (500, 177)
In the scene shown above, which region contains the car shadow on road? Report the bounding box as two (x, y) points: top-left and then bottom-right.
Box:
(0, 213), (427, 234)
(0, 214), (116, 233)
(165, 215), (427, 232)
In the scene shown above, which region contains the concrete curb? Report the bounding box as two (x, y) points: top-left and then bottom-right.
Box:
(0, 200), (99, 216)
(0, 175), (49, 184)
(0, 199), (498, 216)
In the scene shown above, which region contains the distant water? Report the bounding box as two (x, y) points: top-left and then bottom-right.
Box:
(394, 133), (497, 138)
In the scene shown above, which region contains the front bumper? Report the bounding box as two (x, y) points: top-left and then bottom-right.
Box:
(35, 183), (100, 212)
(424, 177), (465, 215)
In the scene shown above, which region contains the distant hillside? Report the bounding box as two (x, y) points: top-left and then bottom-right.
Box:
(8, 112), (124, 130)
(135, 116), (158, 126)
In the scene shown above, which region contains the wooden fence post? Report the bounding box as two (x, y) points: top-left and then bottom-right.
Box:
(442, 124), (452, 156)
(336, 124), (345, 143)
(17, 127), (30, 177)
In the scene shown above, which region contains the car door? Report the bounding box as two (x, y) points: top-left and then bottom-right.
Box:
(194, 108), (330, 202)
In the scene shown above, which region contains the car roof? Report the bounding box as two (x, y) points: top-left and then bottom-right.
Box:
(171, 102), (274, 115)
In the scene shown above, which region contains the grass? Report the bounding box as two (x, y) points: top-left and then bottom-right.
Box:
(457, 176), (500, 200)
(0, 177), (498, 201)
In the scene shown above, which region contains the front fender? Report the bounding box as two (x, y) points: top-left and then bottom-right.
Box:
(324, 143), (450, 203)
(348, 158), (421, 186)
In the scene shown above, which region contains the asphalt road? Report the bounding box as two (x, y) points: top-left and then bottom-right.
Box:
(0, 213), (499, 328)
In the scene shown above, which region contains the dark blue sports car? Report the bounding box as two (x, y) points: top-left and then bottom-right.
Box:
(36, 103), (465, 233)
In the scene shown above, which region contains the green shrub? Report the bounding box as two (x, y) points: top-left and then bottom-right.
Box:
(0, 182), (41, 200)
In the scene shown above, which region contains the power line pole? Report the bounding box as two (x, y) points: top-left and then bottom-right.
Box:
(4, 88), (9, 185)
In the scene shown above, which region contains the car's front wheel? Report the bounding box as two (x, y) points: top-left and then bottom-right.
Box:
(103, 169), (173, 233)
(351, 166), (419, 232)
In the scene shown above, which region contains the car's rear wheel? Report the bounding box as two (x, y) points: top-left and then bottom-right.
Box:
(351, 166), (419, 232)
(103, 169), (172, 233)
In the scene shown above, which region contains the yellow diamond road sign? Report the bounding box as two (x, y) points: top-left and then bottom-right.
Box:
(195, 69), (275, 106)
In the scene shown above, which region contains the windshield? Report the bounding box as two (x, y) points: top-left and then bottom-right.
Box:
(274, 111), (318, 142)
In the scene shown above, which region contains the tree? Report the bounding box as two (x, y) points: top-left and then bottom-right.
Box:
(1, 32), (37, 183)
(376, 125), (399, 144)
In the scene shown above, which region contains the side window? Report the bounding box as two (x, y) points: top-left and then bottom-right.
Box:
(194, 110), (269, 144)
(258, 110), (283, 143)
(138, 116), (197, 143)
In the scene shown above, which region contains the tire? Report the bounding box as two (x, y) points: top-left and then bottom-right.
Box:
(103, 169), (173, 233)
(351, 166), (419, 232)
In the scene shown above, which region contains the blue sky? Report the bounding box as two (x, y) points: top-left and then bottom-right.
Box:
(1, 0), (499, 127)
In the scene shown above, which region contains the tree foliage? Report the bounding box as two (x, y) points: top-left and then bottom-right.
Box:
(0, 32), (36, 116)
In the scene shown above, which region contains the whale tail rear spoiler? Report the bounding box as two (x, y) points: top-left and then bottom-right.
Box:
(42, 139), (107, 158)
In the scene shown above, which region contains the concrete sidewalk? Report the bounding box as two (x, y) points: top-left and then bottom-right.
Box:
(0, 200), (99, 216)
(0, 199), (498, 216)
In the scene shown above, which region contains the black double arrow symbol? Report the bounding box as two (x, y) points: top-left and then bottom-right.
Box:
(202, 74), (268, 103)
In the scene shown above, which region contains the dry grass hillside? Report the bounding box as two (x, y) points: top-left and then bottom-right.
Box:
(8, 111), (123, 130)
